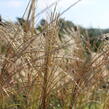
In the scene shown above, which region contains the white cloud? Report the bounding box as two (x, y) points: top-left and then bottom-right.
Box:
(7, 0), (23, 7)
(78, 0), (96, 5)
(0, 0), (24, 8)
(38, 0), (96, 14)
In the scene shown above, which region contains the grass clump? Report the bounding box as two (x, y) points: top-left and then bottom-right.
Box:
(0, 0), (109, 109)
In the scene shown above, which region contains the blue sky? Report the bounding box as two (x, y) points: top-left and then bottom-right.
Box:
(0, 0), (109, 28)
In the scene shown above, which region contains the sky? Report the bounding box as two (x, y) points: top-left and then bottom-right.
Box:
(0, 0), (109, 28)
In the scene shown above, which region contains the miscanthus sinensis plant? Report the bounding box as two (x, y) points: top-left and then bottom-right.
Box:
(0, 0), (109, 109)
